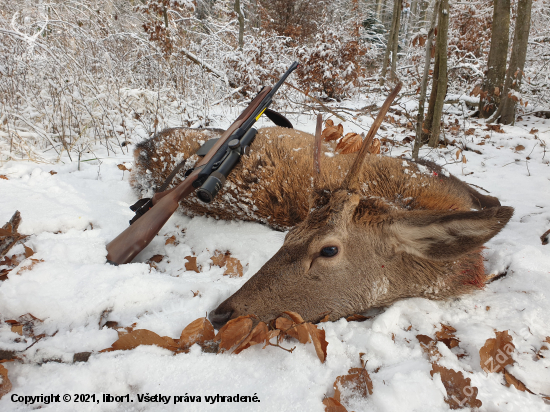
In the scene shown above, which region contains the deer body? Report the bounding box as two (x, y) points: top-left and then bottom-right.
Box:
(130, 124), (513, 328)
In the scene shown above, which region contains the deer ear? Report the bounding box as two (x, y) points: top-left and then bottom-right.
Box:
(389, 207), (513, 260)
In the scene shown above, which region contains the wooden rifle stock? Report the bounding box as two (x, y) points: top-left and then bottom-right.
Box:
(106, 87), (272, 264)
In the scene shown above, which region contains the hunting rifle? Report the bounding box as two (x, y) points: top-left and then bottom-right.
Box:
(106, 61), (299, 265)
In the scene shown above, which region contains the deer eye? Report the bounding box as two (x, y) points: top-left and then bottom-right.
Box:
(320, 246), (338, 257)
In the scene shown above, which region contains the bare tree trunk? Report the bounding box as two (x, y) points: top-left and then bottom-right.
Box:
(479, 0), (510, 118)
(428, 0), (448, 147)
(235, 0), (244, 50)
(381, 0), (402, 82)
(412, 0), (440, 159)
(376, 0), (384, 20)
(423, 48), (440, 143)
(498, 0), (532, 125)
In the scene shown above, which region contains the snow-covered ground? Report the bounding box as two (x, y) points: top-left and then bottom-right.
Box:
(1, 101), (550, 411)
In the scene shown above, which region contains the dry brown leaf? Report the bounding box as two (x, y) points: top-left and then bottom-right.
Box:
(165, 235), (176, 245)
(431, 363), (482, 409)
(325, 119), (334, 128)
(0, 175), (7, 180)
(0, 364), (12, 400)
(417, 334), (442, 360)
(479, 330), (515, 374)
(369, 138), (381, 155)
(179, 317), (215, 350)
(211, 251), (243, 277)
(322, 126), (343, 142)
(10, 325), (22, 336)
(515, 145), (525, 152)
(49, 170), (57, 175)
(346, 314), (369, 322)
(148, 254), (164, 263)
(283, 311), (310, 344)
(23, 246), (34, 258)
(17, 258), (44, 274)
(455, 149), (461, 160)
(470, 85), (481, 97)
(530, 128), (539, 134)
(117, 164), (129, 171)
(320, 314), (330, 322)
(224, 256), (243, 277)
(211, 250), (227, 267)
(336, 132), (362, 154)
(462, 155), (467, 164)
(334, 367), (373, 403)
(465, 128), (475, 136)
(184, 256), (199, 273)
(233, 322), (270, 354)
(215, 315), (255, 353)
(306, 323), (328, 363)
(275, 317), (300, 341)
(504, 370), (534, 394)
(486, 124), (505, 133)
(323, 397), (348, 412)
(106, 329), (178, 352)
(436, 324), (460, 349)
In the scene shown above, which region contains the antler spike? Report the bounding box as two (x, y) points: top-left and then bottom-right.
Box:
(313, 114), (323, 183)
(342, 82), (402, 191)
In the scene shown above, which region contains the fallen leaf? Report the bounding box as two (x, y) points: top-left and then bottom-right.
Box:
(320, 314), (330, 322)
(10, 325), (22, 336)
(515, 145), (525, 152)
(325, 119), (334, 127)
(369, 138), (381, 155)
(179, 317), (215, 350)
(323, 397), (348, 412)
(436, 324), (460, 349)
(233, 322), (269, 354)
(470, 85), (481, 97)
(306, 323), (328, 363)
(336, 132), (362, 154)
(184, 256), (199, 273)
(0, 364), (12, 399)
(224, 256), (243, 277)
(49, 170), (57, 175)
(479, 330), (515, 373)
(334, 367), (373, 403)
(148, 254), (164, 263)
(215, 315), (255, 353)
(24, 246), (34, 258)
(346, 314), (369, 322)
(210, 251), (243, 277)
(283, 311), (310, 344)
(465, 128), (475, 135)
(529, 128), (538, 134)
(455, 149), (461, 160)
(322, 124), (344, 142)
(504, 369), (534, 393)
(165, 235), (176, 245)
(0, 175), (7, 180)
(117, 164), (129, 171)
(431, 363), (482, 409)
(417, 334), (441, 360)
(106, 329), (178, 352)
(275, 317), (300, 341)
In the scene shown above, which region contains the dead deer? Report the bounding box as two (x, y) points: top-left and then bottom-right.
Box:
(130, 102), (513, 329)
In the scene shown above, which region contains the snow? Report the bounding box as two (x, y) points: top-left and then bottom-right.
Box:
(1, 105), (550, 412)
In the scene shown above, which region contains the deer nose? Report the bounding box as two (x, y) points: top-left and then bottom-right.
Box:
(208, 307), (233, 329)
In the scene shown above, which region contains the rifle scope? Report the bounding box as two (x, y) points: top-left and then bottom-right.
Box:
(196, 127), (258, 203)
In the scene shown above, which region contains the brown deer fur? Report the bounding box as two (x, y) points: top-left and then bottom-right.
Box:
(130, 125), (513, 328)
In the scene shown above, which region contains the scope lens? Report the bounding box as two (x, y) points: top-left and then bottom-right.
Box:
(196, 189), (212, 203)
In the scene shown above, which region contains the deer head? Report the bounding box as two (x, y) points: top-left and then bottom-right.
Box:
(208, 85), (513, 328)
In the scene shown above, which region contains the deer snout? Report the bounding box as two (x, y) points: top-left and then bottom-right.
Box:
(208, 303), (234, 329)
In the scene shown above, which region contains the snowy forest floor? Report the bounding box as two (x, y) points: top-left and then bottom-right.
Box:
(1, 95), (550, 412)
